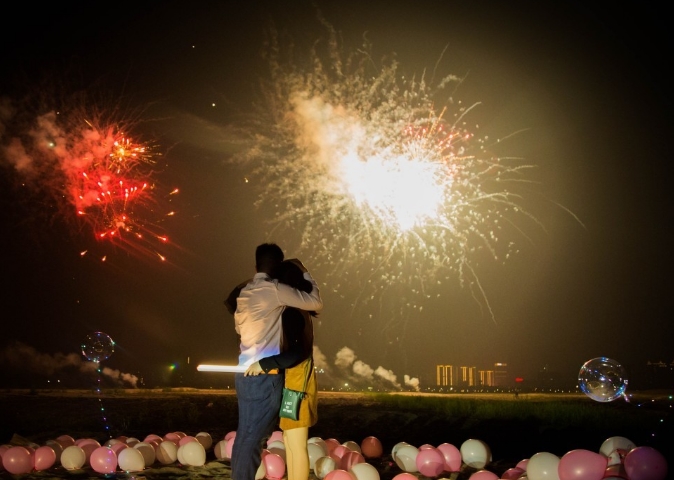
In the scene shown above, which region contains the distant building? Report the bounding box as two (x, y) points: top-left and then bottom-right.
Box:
(436, 362), (510, 389)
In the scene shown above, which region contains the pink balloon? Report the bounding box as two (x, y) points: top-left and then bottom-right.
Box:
(391, 474), (417, 480)
(263, 452), (286, 480)
(324, 468), (355, 480)
(226, 436), (235, 459)
(144, 434), (163, 444)
(225, 431), (237, 441)
(331, 445), (349, 461)
(179, 435), (198, 446)
(416, 447), (445, 478)
(623, 446), (668, 480)
(164, 433), (181, 445)
(468, 470), (498, 480)
(33, 445), (56, 471)
(340, 450), (365, 470)
(558, 449), (607, 480)
(89, 446), (117, 474)
(436, 443), (462, 472)
(268, 431), (284, 445)
(360, 436), (383, 459)
(516, 458), (529, 471)
(500, 467), (525, 479)
(3, 446), (33, 474)
(56, 435), (75, 448)
(325, 438), (341, 455)
(110, 442), (129, 456)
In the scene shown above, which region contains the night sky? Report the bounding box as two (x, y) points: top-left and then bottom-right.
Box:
(0, 1), (671, 390)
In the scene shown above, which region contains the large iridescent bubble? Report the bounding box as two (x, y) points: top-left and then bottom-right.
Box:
(578, 357), (628, 402)
(81, 331), (115, 363)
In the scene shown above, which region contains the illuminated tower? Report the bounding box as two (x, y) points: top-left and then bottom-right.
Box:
(436, 364), (454, 386)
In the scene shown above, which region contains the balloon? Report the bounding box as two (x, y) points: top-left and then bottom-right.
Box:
(45, 440), (63, 464)
(81, 331), (114, 362)
(156, 440), (178, 464)
(214, 440), (229, 460)
(263, 452), (286, 480)
(623, 446), (668, 480)
(309, 437), (329, 457)
(144, 434), (163, 444)
(392, 474), (418, 480)
(324, 468), (355, 480)
(268, 431), (284, 445)
(61, 445), (86, 470)
(437, 443), (462, 472)
(256, 459), (267, 480)
(603, 463), (628, 479)
(468, 470), (498, 480)
(2, 446), (32, 474)
(325, 438), (341, 455)
(578, 357), (628, 402)
(195, 432), (213, 450)
(173, 431), (187, 439)
(501, 467), (526, 479)
(105, 438), (121, 447)
(526, 451), (560, 480)
(315, 456), (337, 479)
(394, 444), (419, 473)
(89, 446), (116, 474)
(516, 458), (529, 471)
(225, 430), (237, 441)
(599, 436), (636, 458)
(163, 432), (181, 445)
(134, 442), (156, 467)
(56, 434), (75, 448)
(340, 450), (365, 471)
(558, 449), (607, 480)
(331, 445), (349, 462)
(179, 441), (206, 466)
(350, 461), (380, 480)
(178, 435), (198, 446)
(360, 436), (383, 458)
(342, 440), (361, 453)
(460, 439), (492, 469)
(33, 445), (56, 471)
(125, 437), (140, 447)
(391, 442), (412, 460)
(118, 447), (145, 472)
(111, 442), (129, 456)
(415, 446), (445, 478)
(309, 442), (327, 470)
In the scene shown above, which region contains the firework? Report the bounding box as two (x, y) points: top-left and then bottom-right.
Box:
(232, 22), (547, 322)
(1, 98), (178, 263)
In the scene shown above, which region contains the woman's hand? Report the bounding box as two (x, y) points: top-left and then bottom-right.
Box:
(245, 362), (264, 376)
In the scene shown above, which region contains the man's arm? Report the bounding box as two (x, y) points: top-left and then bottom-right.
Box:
(275, 272), (323, 311)
(224, 279), (251, 315)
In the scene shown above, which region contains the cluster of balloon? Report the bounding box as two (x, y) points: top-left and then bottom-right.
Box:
(81, 331), (116, 437)
(578, 357), (629, 402)
(0, 430), (213, 475)
(390, 438), (487, 479)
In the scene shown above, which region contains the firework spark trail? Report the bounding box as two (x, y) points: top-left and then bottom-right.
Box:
(232, 22), (546, 323)
(0, 102), (178, 263)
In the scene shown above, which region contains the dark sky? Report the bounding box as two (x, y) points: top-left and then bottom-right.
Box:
(0, 1), (671, 390)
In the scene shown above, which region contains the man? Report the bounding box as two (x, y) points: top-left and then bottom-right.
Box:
(228, 243), (323, 480)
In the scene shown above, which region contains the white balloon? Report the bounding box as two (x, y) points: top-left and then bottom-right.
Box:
(268, 440), (286, 462)
(125, 437), (140, 447)
(599, 436), (636, 457)
(460, 439), (492, 469)
(391, 442), (412, 460)
(342, 440), (361, 453)
(156, 440), (178, 465)
(308, 442), (326, 470)
(526, 451), (560, 480)
(315, 456), (337, 479)
(134, 442), (156, 467)
(179, 441), (206, 466)
(394, 445), (419, 473)
(255, 460), (267, 480)
(214, 439), (229, 460)
(350, 461), (380, 480)
(118, 447), (145, 472)
(195, 432), (213, 450)
(60, 445), (86, 470)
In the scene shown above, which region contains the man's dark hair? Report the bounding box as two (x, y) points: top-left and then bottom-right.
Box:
(255, 243), (284, 273)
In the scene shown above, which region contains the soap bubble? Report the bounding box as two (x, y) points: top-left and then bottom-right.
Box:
(81, 332), (115, 363)
(578, 357), (628, 402)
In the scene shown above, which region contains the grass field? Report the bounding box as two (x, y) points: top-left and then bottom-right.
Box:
(1, 389), (671, 478)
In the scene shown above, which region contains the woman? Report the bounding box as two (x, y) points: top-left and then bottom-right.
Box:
(245, 259), (318, 480)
